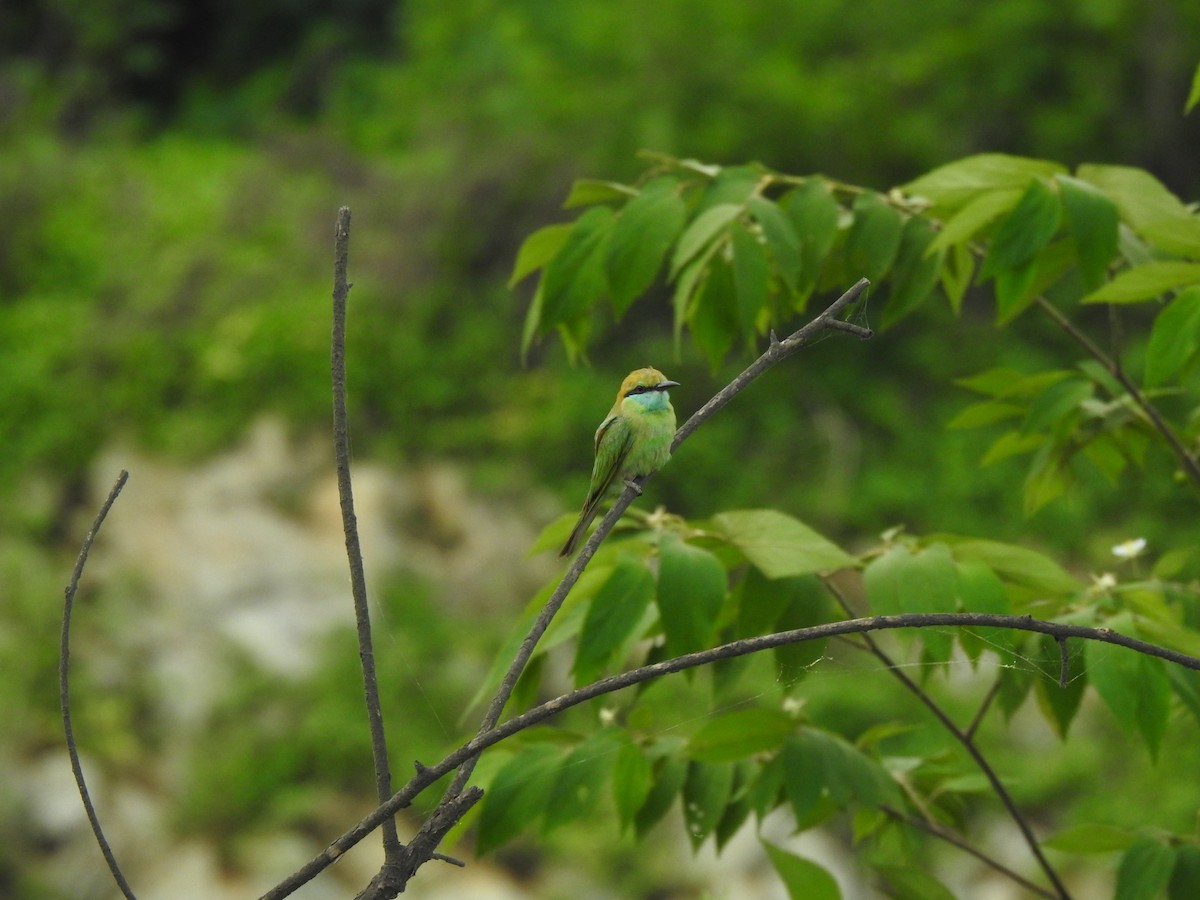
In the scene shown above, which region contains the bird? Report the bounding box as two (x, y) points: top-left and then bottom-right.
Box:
(559, 367), (679, 558)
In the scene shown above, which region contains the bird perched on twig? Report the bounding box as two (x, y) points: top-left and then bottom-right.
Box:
(559, 367), (679, 558)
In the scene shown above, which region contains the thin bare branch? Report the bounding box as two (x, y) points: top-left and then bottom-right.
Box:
(825, 580), (1068, 897)
(331, 206), (401, 861)
(61, 470), (136, 900)
(880, 805), (1057, 899)
(261, 609), (1199, 898)
(965, 679), (1000, 741)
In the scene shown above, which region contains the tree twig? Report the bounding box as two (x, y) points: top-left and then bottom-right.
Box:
(880, 804), (1057, 899)
(1035, 295), (1200, 490)
(331, 206), (401, 862)
(828, 590), (1070, 898)
(261, 609), (1199, 898)
(61, 470), (136, 900)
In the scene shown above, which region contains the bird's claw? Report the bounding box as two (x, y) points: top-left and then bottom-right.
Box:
(624, 479), (643, 496)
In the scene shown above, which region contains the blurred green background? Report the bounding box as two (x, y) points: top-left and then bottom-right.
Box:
(2, 1), (1198, 897)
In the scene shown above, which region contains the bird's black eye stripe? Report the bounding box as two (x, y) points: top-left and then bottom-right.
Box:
(627, 385), (650, 395)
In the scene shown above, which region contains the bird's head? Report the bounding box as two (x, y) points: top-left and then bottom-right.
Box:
(617, 367), (679, 411)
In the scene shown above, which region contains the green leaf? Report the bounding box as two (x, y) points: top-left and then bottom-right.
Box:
(606, 180), (687, 316)
(634, 754), (688, 838)
(862, 543), (957, 662)
(940, 241), (975, 314)
(563, 178), (636, 209)
(657, 538), (728, 658)
(1022, 443), (1069, 515)
(883, 215), (943, 328)
(1057, 175), (1119, 291)
(1169, 667), (1200, 727)
(992, 257), (1038, 322)
(956, 366), (1070, 399)
(844, 192), (904, 284)
(995, 238), (1077, 324)
(697, 165), (761, 210)
(783, 179), (841, 303)
(670, 202), (743, 279)
(689, 257), (739, 369)
(573, 555), (655, 684)
(811, 730), (896, 807)
(874, 864), (957, 900)
(1115, 837), (1176, 900)
(1170, 844), (1200, 900)
(863, 544), (909, 616)
(1086, 640), (1171, 758)
(748, 195), (803, 290)
(764, 842), (842, 900)
(1022, 377), (1092, 435)
(520, 280), (547, 361)
(1187, 62), (1200, 113)
(465, 602), (542, 715)
(955, 559), (1014, 661)
(1145, 286), (1200, 386)
(1084, 261), (1200, 304)
(476, 743), (563, 854)
(687, 708), (796, 762)
(544, 729), (622, 832)
(782, 733), (823, 824)
(948, 538), (1079, 594)
(748, 755), (785, 819)
(980, 178), (1062, 279)
(997, 659), (1034, 717)
(902, 153), (1066, 210)
(715, 763), (757, 850)
(683, 761), (736, 847)
(1033, 634), (1087, 738)
(731, 222), (769, 334)
(671, 237), (723, 347)
(1043, 822), (1136, 854)
(713, 509), (856, 577)
(510, 222), (573, 287)
(540, 206), (615, 329)
(1078, 164), (1200, 258)
(945, 400), (1025, 430)
(979, 430), (1045, 466)
(612, 740), (653, 833)
(927, 186), (1023, 255)
(772, 577), (836, 686)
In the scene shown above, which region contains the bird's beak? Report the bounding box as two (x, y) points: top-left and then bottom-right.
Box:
(656, 380), (680, 391)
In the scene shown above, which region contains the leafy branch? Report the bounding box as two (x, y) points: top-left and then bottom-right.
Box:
(259, 610), (1199, 898)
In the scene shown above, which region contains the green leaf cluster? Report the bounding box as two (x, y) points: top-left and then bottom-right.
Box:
(479, 501), (1200, 897)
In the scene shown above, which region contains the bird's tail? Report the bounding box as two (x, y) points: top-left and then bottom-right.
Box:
(559, 501), (601, 558)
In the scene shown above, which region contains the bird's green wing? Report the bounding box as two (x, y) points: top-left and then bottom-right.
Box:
(585, 414), (633, 511)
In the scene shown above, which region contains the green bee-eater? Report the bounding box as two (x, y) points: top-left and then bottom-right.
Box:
(559, 367), (679, 558)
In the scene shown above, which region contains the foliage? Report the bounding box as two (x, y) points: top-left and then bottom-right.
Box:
(484, 151), (1200, 896)
(518, 152), (1200, 519)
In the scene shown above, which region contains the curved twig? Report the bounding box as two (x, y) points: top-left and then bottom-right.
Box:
(260, 610), (1200, 899)
(331, 206), (402, 863)
(61, 470), (136, 900)
(880, 805), (1057, 900)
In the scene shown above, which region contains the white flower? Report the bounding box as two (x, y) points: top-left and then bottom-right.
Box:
(1111, 538), (1147, 560)
(1091, 572), (1117, 591)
